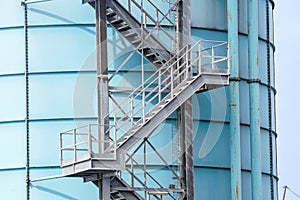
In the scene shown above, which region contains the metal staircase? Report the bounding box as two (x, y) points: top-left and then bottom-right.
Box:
(60, 0), (230, 199)
(60, 39), (229, 189)
(87, 0), (176, 68)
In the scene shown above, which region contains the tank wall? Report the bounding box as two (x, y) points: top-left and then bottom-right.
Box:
(0, 0), (277, 199)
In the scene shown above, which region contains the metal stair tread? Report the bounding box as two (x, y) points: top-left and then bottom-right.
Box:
(110, 18), (124, 24)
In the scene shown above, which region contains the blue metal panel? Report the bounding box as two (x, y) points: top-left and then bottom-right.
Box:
(262, 174), (272, 200)
(191, 0), (226, 30)
(27, 0), (94, 25)
(240, 126), (251, 170)
(29, 120), (77, 166)
(261, 130), (271, 173)
(259, 41), (268, 84)
(193, 122), (230, 168)
(29, 74), (78, 119)
(0, 1), (24, 27)
(28, 27), (95, 72)
(0, 29), (25, 74)
(193, 87), (230, 122)
(0, 123), (26, 168)
(260, 85), (269, 129)
(241, 171), (252, 200)
(194, 167), (231, 199)
(0, 76), (25, 121)
(239, 35), (249, 79)
(0, 169), (26, 199)
(240, 80), (250, 125)
(258, 0), (267, 39)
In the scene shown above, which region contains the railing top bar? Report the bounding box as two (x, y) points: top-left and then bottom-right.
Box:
(60, 123), (116, 135)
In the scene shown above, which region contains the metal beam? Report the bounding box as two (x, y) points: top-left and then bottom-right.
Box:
(227, 0), (242, 200)
(96, 0), (109, 153)
(177, 1), (193, 199)
(248, 0), (262, 200)
(95, 1), (110, 199)
(98, 176), (110, 200)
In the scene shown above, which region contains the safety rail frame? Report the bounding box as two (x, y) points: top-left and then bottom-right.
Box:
(60, 123), (117, 167)
(104, 40), (229, 146)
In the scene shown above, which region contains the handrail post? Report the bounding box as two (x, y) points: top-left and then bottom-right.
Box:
(88, 124), (92, 157)
(114, 115), (117, 159)
(130, 97), (134, 126)
(227, 42), (231, 72)
(73, 128), (77, 163)
(198, 41), (202, 75)
(212, 45), (215, 69)
(158, 69), (161, 102)
(60, 133), (63, 166)
(171, 66), (174, 97)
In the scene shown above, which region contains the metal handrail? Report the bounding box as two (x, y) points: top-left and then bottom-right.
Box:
(60, 123), (118, 165)
(106, 40), (229, 139)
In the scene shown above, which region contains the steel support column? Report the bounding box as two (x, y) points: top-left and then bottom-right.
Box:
(96, 0), (110, 199)
(96, 0), (109, 153)
(248, 0), (262, 200)
(177, 0), (193, 199)
(98, 176), (110, 200)
(227, 0), (242, 200)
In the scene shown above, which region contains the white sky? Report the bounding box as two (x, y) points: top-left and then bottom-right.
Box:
(275, 1), (300, 199)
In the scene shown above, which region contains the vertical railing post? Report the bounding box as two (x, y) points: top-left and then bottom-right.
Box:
(114, 115), (117, 159)
(227, 42), (231, 73)
(212, 45), (215, 69)
(185, 45), (189, 79)
(171, 66), (174, 97)
(144, 140), (147, 199)
(158, 69), (161, 102)
(198, 41), (202, 75)
(88, 124), (92, 157)
(131, 157), (134, 187)
(130, 97), (134, 126)
(73, 128), (77, 163)
(60, 133), (63, 165)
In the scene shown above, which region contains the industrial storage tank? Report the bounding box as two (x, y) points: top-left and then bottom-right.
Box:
(0, 0), (277, 200)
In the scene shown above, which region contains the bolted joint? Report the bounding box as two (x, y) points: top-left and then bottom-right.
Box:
(229, 77), (241, 82)
(247, 78), (261, 84)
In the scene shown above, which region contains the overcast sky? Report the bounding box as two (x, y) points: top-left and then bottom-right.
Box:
(275, 1), (300, 199)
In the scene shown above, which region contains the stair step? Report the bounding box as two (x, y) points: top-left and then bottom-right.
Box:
(131, 39), (142, 45)
(153, 59), (162, 64)
(110, 18), (124, 24)
(124, 31), (138, 38)
(111, 191), (119, 195)
(117, 25), (130, 31)
(145, 52), (156, 57)
(107, 11), (117, 17)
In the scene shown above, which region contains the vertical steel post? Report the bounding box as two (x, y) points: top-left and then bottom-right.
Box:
(96, 0), (109, 153)
(248, 0), (262, 200)
(99, 176), (110, 200)
(95, 1), (110, 199)
(227, 0), (242, 200)
(177, 0), (193, 199)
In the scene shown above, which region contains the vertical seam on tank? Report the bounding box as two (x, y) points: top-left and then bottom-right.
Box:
(22, 2), (30, 200)
(266, 0), (274, 199)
